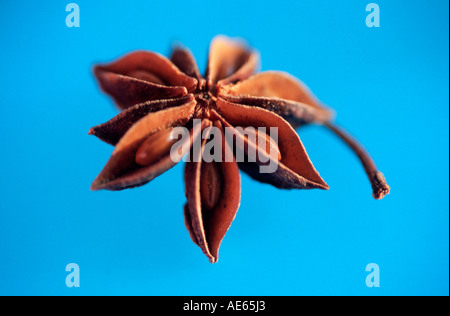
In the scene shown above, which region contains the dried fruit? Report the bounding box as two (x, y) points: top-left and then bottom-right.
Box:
(89, 35), (390, 263)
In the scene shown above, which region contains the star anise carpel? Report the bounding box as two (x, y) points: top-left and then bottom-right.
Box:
(89, 35), (390, 263)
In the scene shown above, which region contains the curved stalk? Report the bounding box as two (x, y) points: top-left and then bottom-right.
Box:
(323, 122), (390, 200)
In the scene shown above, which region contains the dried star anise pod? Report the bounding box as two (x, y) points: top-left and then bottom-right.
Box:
(89, 36), (390, 263)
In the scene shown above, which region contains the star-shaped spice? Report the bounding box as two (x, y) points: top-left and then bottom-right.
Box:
(89, 36), (390, 263)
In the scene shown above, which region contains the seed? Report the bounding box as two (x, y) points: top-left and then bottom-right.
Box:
(135, 128), (178, 166)
(244, 128), (281, 161)
(200, 162), (223, 210)
(127, 70), (165, 85)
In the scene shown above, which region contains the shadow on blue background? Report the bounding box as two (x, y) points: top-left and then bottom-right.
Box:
(0, 0), (448, 295)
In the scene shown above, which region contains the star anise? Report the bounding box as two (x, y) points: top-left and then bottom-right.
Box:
(89, 36), (390, 263)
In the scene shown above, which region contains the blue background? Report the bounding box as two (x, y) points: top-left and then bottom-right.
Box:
(0, 0), (448, 296)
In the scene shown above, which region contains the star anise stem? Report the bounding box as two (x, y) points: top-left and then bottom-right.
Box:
(323, 122), (390, 200)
